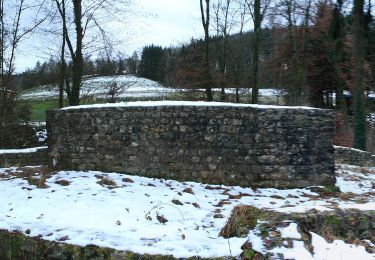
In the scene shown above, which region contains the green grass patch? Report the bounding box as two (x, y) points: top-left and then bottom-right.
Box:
(29, 100), (60, 122)
(28, 99), (108, 121)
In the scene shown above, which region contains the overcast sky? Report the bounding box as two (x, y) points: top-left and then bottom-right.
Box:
(16, 0), (203, 72)
(131, 0), (203, 49)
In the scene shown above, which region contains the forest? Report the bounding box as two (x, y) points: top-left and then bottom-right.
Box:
(16, 1), (375, 107)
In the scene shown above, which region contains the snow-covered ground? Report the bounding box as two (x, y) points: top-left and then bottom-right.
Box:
(18, 74), (286, 101)
(19, 75), (175, 100)
(249, 222), (373, 260)
(0, 164), (374, 258)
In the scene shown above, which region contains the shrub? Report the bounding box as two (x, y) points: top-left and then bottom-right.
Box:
(0, 96), (36, 149)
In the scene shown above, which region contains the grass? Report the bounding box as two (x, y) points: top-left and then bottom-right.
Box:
(29, 100), (60, 121)
(27, 96), (168, 122)
(28, 99), (107, 122)
(219, 205), (261, 238)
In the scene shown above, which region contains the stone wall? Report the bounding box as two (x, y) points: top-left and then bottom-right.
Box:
(0, 147), (48, 167)
(335, 146), (375, 167)
(46, 102), (335, 188)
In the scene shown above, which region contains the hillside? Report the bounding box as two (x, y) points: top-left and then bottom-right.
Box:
(19, 75), (176, 100)
(19, 74), (286, 101)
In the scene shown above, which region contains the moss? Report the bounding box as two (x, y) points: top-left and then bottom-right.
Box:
(0, 229), (228, 260)
(324, 185), (340, 194)
(325, 215), (342, 226)
(258, 224), (269, 238)
(242, 249), (256, 259)
(0, 231), (50, 260)
(309, 186), (340, 197)
(241, 249), (265, 260)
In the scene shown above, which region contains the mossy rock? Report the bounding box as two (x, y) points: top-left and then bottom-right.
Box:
(0, 230), (171, 260)
(0, 229), (229, 260)
(219, 207), (375, 258)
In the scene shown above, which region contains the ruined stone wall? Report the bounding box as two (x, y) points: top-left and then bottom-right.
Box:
(0, 147), (48, 167)
(335, 146), (375, 167)
(46, 102), (335, 188)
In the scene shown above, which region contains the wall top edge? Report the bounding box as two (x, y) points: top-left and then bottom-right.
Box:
(58, 101), (331, 112)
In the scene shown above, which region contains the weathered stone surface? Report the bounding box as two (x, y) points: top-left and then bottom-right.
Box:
(0, 147), (48, 167)
(46, 104), (335, 188)
(0, 229), (189, 260)
(335, 145), (375, 167)
(230, 207), (375, 258)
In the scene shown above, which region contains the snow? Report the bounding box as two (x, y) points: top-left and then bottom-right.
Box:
(62, 100), (319, 110)
(335, 165), (375, 194)
(247, 228), (266, 252)
(0, 146), (47, 155)
(339, 202), (375, 211)
(0, 163), (374, 258)
(270, 240), (313, 260)
(368, 113), (375, 125)
(35, 129), (47, 143)
(19, 75), (175, 100)
(0, 170), (246, 257)
(334, 145), (370, 154)
(19, 74), (288, 101)
(277, 222), (302, 239)
(246, 222), (374, 260)
(29, 121), (46, 127)
(311, 232), (373, 260)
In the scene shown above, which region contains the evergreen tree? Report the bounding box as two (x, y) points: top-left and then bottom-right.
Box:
(139, 45), (165, 82)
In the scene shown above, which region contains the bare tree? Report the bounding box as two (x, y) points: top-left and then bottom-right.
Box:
(328, 0), (346, 112)
(212, 0), (237, 101)
(0, 0), (46, 115)
(200, 0), (213, 101)
(52, 0), (133, 106)
(269, 0), (315, 105)
(57, 0), (67, 108)
(246, 0), (271, 104)
(0, 0), (47, 147)
(105, 80), (133, 103)
(53, 0), (82, 106)
(232, 0), (251, 102)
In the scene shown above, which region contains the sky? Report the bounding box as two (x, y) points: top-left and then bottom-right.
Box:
(15, 0), (203, 73)
(130, 0), (203, 50)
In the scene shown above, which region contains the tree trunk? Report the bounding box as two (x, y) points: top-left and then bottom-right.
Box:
(298, 0), (311, 105)
(59, 0), (67, 108)
(69, 0), (83, 106)
(251, 0), (261, 104)
(0, 0), (5, 119)
(329, 1), (346, 114)
(200, 0), (213, 101)
(353, 0), (367, 150)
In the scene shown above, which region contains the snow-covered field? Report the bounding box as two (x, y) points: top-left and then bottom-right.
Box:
(0, 164), (374, 258)
(19, 75), (176, 100)
(18, 74), (286, 101)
